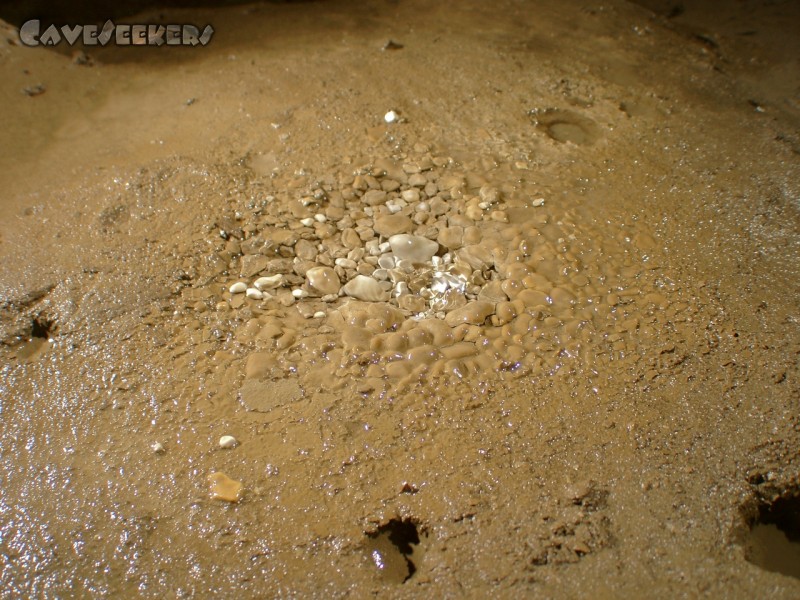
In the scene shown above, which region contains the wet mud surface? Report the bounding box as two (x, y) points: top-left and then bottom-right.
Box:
(1, 0), (799, 597)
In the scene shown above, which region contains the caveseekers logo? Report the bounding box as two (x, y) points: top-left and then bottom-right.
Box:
(19, 19), (214, 47)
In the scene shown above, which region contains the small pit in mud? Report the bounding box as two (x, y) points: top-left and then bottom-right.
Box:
(30, 315), (53, 339)
(745, 492), (800, 579)
(530, 108), (601, 145)
(365, 518), (424, 584)
(14, 315), (54, 361)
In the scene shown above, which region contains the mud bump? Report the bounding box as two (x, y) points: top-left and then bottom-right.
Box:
(530, 108), (601, 145)
(366, 518), (425, 583)
(744, 491), (800, 579)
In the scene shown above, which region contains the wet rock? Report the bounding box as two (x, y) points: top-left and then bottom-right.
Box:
(306, 266), (341, 296)
(444, 301), (495, 326)
(240, 255), (270, 278)
(219, 435), (238, 449)
(438, 226), (464, 250)
(362, 189), (388, 206)
(229, 282), (247, 294)
(254, 274), (284, 290)
(208, 471), (243, 502)
(389, 234), (439, 263)
(294, 239), (318, 261)
(374, 214), (413, 237)
(343, 275), (390, 301)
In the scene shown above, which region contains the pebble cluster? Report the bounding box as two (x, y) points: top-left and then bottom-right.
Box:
(206, 152), (676, 387)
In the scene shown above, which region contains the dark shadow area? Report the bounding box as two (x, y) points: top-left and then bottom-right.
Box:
(746, 493), (800, 580)
(365, 518), (423, 584)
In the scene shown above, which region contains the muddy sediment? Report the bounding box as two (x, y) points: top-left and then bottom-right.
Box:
(1, 0), (799, 597)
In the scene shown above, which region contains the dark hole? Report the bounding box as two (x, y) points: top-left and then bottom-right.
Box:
(758, 495), (800, 543)
(366, 518), (422, 583)
(746, 493), (800, 579)
(31, 316), (53, 339)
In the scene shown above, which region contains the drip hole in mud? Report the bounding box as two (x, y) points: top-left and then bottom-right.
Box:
(745, 492), (800, 579)
(30, 315), (53, 339)
(365, 518), (423, 584)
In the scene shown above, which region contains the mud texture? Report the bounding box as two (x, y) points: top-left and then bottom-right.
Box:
(1, 0), (799, 597)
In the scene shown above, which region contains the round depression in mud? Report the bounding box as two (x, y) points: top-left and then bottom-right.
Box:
(745, 492), (800, 580)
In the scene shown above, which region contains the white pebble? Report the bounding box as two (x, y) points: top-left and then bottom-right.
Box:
(292, 288), (309, 299)
(416, 201), (430, 212)
(300, 217), (315, 227)
(378, 242), (391, 253)
(152, 442), (165, 454)
(229, 282), (247, 294)
(384, 110), (398, 123)
(246, 288), (264, 300)
(386, 203), (402, 214)
(531, 197), (545, 207)
(219, 435), (238, 449)
(335, 258), (357, 269)
(378, 254), (395, 269)
(478, 201), (490, 210)
(313, 311), (326, 319)
(254, 274), (284, 290)
(314, 213), (327, 223)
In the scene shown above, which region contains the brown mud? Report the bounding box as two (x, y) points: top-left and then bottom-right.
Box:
(1, 0), (799, 597)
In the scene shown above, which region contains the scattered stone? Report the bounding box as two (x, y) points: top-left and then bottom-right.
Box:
(219, 435), (238, 449)
(254, 274), (284, 290)
(444, 301), (496, 326)
(384, 110), (398, 123)
(229, 282), (247, 294)
(306, 266), (341, 295)
(245, 288), (264, 300)
(152, 442), (165, 454)
(362, 189), (387, 206)
(208, 471), (243, 502)
(343, 275), (390, 301)
(389, 234), (439, 263)
(295, 239), (318, 261)
(374, 214), (413, 237)
(240, 255), (270, 278)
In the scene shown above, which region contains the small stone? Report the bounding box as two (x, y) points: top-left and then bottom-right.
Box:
(343, 275), (390, 301)
(408, 174), (427, 188)
(362, 189), (388, 206)
(239, 255), (270, 278)
(342, 228), (362, 249)
(254, 274), (285, 290)
(389, 234), (439, 263)
(208, 471), (243, 502)
(292, 288), (309, 299)
(300, 217), (315, 227)
(306, 266), (341, 295)
(245, 288), (264, 300)
(219, 435), (238, 449)
(314, 213), (327, 223)
(438, 226), (464, 250)
(444, 301), (496, 326)
(384, 110), (398, 123)
(294, 239), (318, 261)
(152, 442), (165, 454)
(313, 311), (326, 319)
(229, 282), (247, 294)
(531, 197), (545, 207)
(374, 214), (413, 237)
